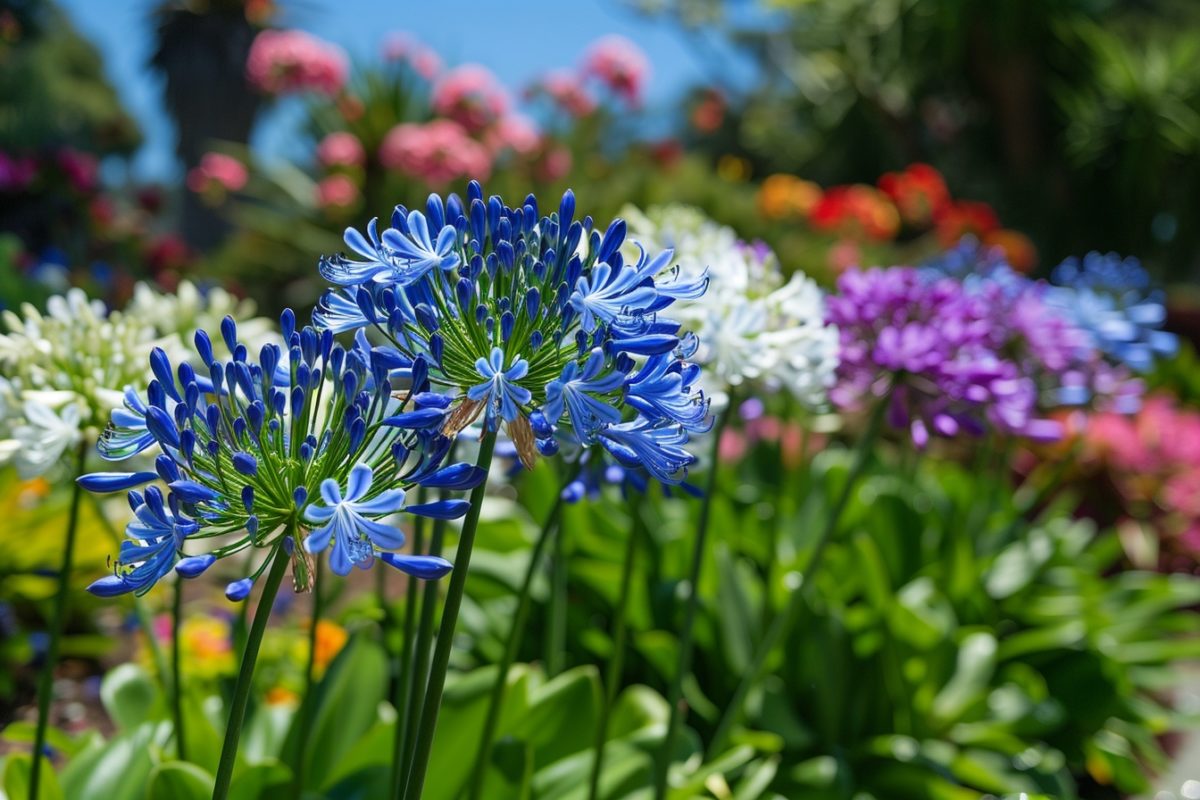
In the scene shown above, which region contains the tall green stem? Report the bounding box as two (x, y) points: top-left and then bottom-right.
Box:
(402, 432), (497, 800)
(29, 442), (87, 800)
(707, 396), (889, 758)
(398, 508), (449, 791)
(653, 399), (733, 799)
(212, 543), (290, 800)
(466, 491), (564, 800)
(291, 555), (324, 796)
(545, 501), (568, 677)
(389, 504), (426, 800)
(172, 577), (187, 761)
(587, 496), (643, 800)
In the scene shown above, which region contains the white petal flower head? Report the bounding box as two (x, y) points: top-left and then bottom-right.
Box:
(12, 398), (82, 478)
(129, 280), (276, 356)
(623, 203), (838, 410)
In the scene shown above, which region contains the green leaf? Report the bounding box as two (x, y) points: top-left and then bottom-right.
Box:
(3, 752), (64, 800)
(228, 761), (292, 800)
(99, 664), (160, 732)
(59, 723), (156, 800)
(932, 633), (997, 725)
(284, 632), (388, 792)
(146, 762), (213, 799)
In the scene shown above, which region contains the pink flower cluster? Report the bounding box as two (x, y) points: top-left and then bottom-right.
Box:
(382, 32), (443, 80)
(316, 131), (366, 169)
(378, 120), (492, 186)
(247, 29), (348, 96)
(431, 64), (509, 134)
(530, 69), (597, 117)
(1081, 395), (1200, 569)
(582, 35), (650, 106)
(186, 152), (248, 194)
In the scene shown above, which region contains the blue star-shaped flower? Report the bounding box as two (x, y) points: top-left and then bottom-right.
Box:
(303, 464), (452, 578)
(467, 347), (533, 423)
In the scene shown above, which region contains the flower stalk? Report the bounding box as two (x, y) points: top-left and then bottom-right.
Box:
(653, 394), (734, 798)
(172, 577), (187, 761)
(467, 487), (565, 800)
(587, 495), (643, 800)
(212, 543), (291, 800)
(402, 431), (497, 800)
(29, 441), (88, 800)
(707, 393), (889, 758)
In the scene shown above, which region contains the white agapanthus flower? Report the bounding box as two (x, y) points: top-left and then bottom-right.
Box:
(128, 279), (276, 356)
(0, 283), (276, 479)
(621, 203), (839, 409)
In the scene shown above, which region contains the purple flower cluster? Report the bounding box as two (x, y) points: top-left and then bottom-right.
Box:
(826, 260), (1144, 447)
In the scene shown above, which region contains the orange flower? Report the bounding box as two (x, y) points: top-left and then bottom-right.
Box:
(266, 686), (300, 706)
(757, 174), (821, 220)
(311, 619), (348, 673)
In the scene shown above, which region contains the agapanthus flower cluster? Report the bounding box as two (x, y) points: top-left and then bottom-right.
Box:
(246, 29), (348, 96)
(82, 311), (485, 598)
(314, 181), (709, 485)
(0, 289), (172, 477)
(1046, 251), (1177, 372)
(622, 204), (838, 409)
(128, 280), (275, 357)
(926, 239), (1168, 412)
(827, 267), (1066, 446)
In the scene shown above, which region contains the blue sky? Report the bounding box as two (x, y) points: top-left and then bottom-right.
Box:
(57, 0), (757, 181)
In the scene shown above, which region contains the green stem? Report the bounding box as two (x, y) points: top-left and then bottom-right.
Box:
(389, 505), (426, 800)
(29, 441), (87, 800)
(653, 399), (732, 799)
(707, 395), (889, 758)
(546, 500), (568, 677)
(466, 491), (564, 800)
(587, 495), (643, 800)
(403, 432), (497, 800)
(291, 555), (324, 796)
(212, 543), (290, 800)
(399, 509), (449, 791)
(172, 577), (187, 761)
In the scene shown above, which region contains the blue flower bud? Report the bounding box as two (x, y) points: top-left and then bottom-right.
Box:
(145, 407), (181, 449)
(225, 578), (254, 602)
(221, 316), (238, 353)
(380, 553), (453, 580)
(194, 330), (215, 366)
(169, 480), (219, 504)
(293, 487), (308, 508)
(232, 452), (257, 476)
(88, 575), (132, 597)
(175, 555), (216, 579)
(242, 485), (254, 513)
(77, 472), (157, 493)
(280, 308), (296, 341)
(406, 499), (471, 520)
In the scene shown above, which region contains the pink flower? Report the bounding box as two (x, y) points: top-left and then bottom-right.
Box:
(382, 32), (443, 80)
(535, 145), (572, 183)
(582, 35), (649, 106)
(316, 131), (366, 168)
(431, 64), (508, 133)
(531, 70), (596, 117)
(316, 174), (360, 209)
(379, 120), (492, 186)
(186, 152), (248, 194)
(0, 152), (37, 192)
(486, 114), (540, 156)
(57, 148), (98, 193)
(247, 29), (348, 96)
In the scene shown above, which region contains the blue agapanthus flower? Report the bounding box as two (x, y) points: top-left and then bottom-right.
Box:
(314, 181), (710, 485)
(1046, 252), (1177, 372)
(80, 311), (485, 598)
